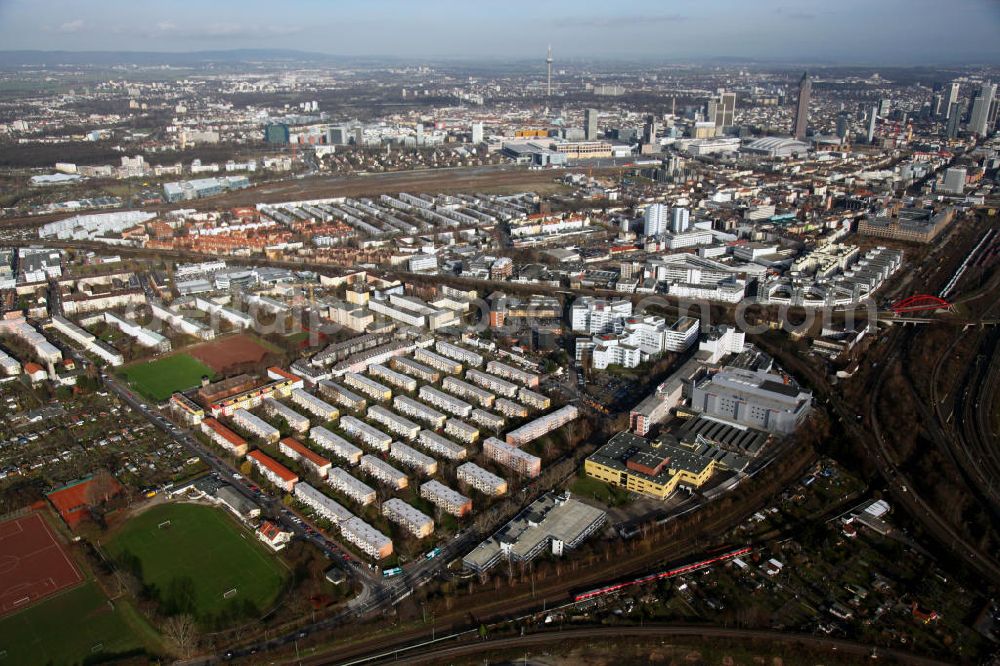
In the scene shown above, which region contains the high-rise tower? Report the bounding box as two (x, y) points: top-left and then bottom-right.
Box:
(546, 45), (553, 97)
(792, 72), (811, 141)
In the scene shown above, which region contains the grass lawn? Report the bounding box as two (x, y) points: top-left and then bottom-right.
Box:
(120, 354), (214, 402)
(569, 473), (632, 507)
(108, 503), (287, 625)
(0, 581), (158, 665)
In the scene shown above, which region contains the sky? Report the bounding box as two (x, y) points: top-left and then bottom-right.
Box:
(0, 0), (998, 64)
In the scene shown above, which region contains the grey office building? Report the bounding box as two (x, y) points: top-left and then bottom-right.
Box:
(792, 72), (811, 141)
(584, 108), (599, 140)
(689, 367), (812, 435)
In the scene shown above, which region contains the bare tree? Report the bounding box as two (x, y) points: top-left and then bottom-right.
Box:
(162, 614), (200, 659)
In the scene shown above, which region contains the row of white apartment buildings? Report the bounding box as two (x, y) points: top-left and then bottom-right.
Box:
(318, 380), (367, 412)
(150, 300), (215, 340)
(96, 311), (170, 351)
(570, 297), (634, 334)
(505, 405), (580, 447)
(294, 482), (392, 560)
(50, 315), (124, 366)
(445, 418), (480, 444)
(576, 315), (700, 370)
(311, 426), (363, 465)
(2, 316), (62, 366)
(470, 407), (506, 432)
(188, 296), (254, 329)
(413, 347), (462, 375)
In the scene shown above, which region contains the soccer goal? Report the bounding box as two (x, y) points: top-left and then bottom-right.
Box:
(223, 588), (238, 599)
(157, 520), (172, 529)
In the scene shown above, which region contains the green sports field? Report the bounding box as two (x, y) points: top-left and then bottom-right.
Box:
(0, 581), (158, 665)
(120, 354), (214, 401)
(108, 503), (287, 625)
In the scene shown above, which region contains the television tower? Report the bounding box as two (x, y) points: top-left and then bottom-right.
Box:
(546, 45), (553, 97)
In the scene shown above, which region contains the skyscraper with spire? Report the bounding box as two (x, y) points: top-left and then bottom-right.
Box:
(792, 72), (811, 141)
(546, 45), (553, 97)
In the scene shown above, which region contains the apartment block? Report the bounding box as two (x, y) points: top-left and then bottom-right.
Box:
(248, 449), (299, 492)
(340, 516), (393, 559)
(389, 441), (438, 476)
(294, 482), (353, 524)
(310, 426), (363, 465)
(390, 356), (440, 383)
(505, 405), (579, 447)
(200, 417), (248, 457)
(359, 454), (408, 490)
(483, 437), (542, 478)
(367, 364), (417, 392)
(441, 376), (495, 408)
(393, 395), (446, 429)
(469, 408), (505, 432)
(435, 340), (483, 367)
(279, 437), (332, 479)
(419, 385), (473, 418)
(495, 398), (529, 419)
(457, 462), (508, 496)
(340, 415), (392, 452)
(465, 369), (519, 398)
(485, 360), (540, 388)
(344, 372), (393, 402)
(417, 429), (467, 461)
(445, 418), (479, 444)
(382, 499), (434, 539)
(367, 405), (420, 441)
(420, 480), (472, 517)
(327, 467), (377, 506)
(262, 397), (310, 433)
(232, 408), (280, 443)
(317, 380), (367, 412)
(413, 347), (462, 375)
(517, 387), (551, 410)
(290, 388), (340, 420)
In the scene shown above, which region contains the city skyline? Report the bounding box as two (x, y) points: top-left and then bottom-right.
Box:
(0, 0), (999, 65)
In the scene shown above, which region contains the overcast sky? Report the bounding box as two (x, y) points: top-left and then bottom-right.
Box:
(1, 0), (998, 64)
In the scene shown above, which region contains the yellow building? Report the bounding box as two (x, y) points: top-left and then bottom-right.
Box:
(584, 431), (716, 500)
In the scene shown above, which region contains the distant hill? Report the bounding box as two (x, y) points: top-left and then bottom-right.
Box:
(0, 49), (363, 67)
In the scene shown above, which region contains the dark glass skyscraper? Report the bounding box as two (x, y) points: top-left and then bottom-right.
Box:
(792, 72), (810, 140)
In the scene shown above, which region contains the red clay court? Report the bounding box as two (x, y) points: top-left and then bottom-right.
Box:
(0, 512), (83, 617)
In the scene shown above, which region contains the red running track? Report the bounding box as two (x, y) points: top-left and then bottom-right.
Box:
(0, 512), (83, 617)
